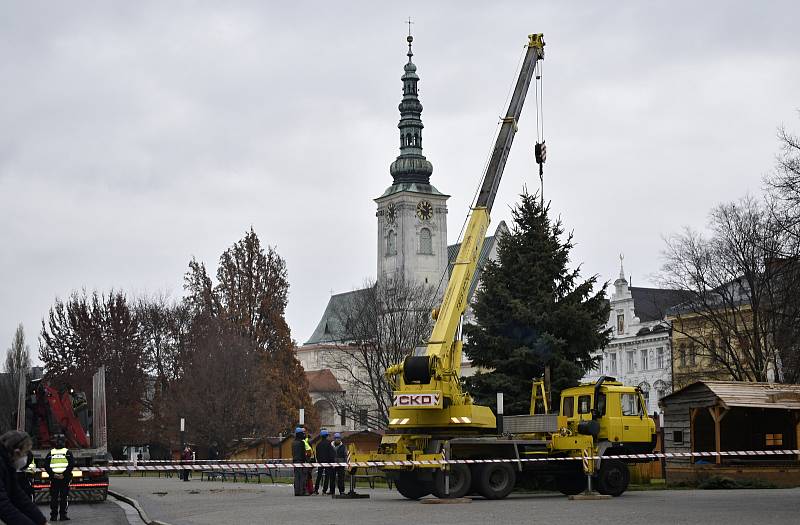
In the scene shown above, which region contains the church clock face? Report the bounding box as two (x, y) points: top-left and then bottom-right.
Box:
(386, 203), (397, 225)
(416, 200), (433, 221)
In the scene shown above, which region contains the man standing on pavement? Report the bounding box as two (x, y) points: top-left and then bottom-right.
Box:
(180, 445), (192, 482)
(44, 434), (73, 522)
(301, 428), (314, 495)
(313, 430), (334, 495)
(292, 427), (308, 496)
(331, 433), (347, 496)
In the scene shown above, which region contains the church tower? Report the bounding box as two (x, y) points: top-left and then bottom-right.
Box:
(375, 34), (449, 290)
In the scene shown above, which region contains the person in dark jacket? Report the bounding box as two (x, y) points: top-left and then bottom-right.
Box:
(44, 434), (74, 522)
(0, 430), (48, 525)
(331, 433), (347, 496)
(15, 451), (35, 501)
(313, 430), (334, 495)
(291, 428), (308, 496)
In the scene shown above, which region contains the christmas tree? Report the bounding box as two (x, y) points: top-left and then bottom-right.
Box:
(464, 191), (611, 415)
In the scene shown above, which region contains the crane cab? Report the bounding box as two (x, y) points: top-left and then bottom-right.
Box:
(559, 377), (656, 453)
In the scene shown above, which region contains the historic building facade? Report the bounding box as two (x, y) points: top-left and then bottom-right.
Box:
(583, 259), (691, 415)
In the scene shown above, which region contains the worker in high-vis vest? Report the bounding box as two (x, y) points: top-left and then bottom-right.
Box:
(44, 434), (74, 522)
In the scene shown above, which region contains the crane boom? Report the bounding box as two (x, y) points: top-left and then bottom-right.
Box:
(386, 34), (545, 431)
(477, 34), (545, 212)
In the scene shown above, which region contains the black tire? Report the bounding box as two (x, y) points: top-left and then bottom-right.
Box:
(432, 464), (472, 499)
(556, 472), (587, 496)
(394, 471), (432, 500)
(469, 465), (482, 495)
(596, 459), (630, 497)
(475, 463), (516, 500)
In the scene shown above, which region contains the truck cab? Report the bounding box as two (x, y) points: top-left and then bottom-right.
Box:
(559, 377), (656, 453)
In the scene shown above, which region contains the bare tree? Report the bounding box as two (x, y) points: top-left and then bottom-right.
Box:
(323, 277), (437, 428)
(1, 324), (32, 432)
(173, 314), (279, 456)
(660, 196), (800, 384)
(40, 290), (148, 454)
(765, 114), (800, 241)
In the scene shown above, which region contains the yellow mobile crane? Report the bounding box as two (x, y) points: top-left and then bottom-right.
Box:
(385, 34), (545, 432)
(355, 34), (656, 500)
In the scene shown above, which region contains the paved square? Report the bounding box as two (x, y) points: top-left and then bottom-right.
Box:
(110, 476), (800, 525)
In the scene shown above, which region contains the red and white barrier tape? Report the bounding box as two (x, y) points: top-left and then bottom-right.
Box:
(55, 449), (800, 473)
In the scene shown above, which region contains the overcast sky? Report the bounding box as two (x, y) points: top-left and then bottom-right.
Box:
(1, 1), (798, 360)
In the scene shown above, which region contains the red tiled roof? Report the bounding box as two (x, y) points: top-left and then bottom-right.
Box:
(305, 369), (343, 393)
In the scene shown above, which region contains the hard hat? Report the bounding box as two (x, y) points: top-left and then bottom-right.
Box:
(295, 427), (303, 434)
(320, 429), (329, 437)
(333, 433), (342, 439)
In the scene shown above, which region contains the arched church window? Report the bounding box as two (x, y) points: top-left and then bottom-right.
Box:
(406, 133), (413, 147)
(413, 133), (419, 146)
(419, 228), (432, 254)
(387, 230), (397, 256)
(654, 380), (668, 400)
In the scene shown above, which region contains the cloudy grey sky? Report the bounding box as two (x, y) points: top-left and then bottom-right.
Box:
(1, 1), (798, 359)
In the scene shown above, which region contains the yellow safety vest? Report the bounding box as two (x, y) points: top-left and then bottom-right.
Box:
(50, 448), (69, 474)
(303, 438), (311, 452)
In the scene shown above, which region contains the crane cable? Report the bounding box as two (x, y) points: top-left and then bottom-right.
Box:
(534, 58), (546, 206)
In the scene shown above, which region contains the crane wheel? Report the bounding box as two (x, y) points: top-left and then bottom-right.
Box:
(475, 463), (515, 500)
(394, 472), (432, 500)
(556, 472), (588, 495)
(432, 464), (472, 499)
(596, 459), (630, 497)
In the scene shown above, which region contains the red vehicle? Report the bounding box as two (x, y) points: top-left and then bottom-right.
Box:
(17, 367), (109, 502)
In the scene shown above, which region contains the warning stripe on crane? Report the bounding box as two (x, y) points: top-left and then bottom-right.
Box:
(59, 449), (800, 473)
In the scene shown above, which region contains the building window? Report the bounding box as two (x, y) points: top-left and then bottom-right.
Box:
(358, 409), (368, 427)
(654, 380), (668, 401)
(386, 230), (397, 256)
(627, 351), (635, 373)
(596, 355), (603, 373)
(689, 344), (696, 366)
(679, 344), (686, 367)
(656, 347), (665, 369)
(609, 353), (617, 374)
(673, 430), (684, 444)
(340, 409), (347, 427)
(766, 433), (783, 447)
(641, 349), (648, 371)
(617, 313), (625, 334)
(419, 228), (432, 254)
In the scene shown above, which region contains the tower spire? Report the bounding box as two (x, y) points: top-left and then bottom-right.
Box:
(389, 30), (433, 185)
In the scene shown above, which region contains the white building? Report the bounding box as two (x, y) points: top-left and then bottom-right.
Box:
(583, 259), (691, 415)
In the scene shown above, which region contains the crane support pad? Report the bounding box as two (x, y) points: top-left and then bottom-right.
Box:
(502, 414), (559, 433)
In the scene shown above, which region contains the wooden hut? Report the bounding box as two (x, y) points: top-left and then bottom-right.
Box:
(660, 381), (800, 486)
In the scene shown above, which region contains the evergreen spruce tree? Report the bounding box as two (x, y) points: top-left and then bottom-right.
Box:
(464, 191), (611, 415)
